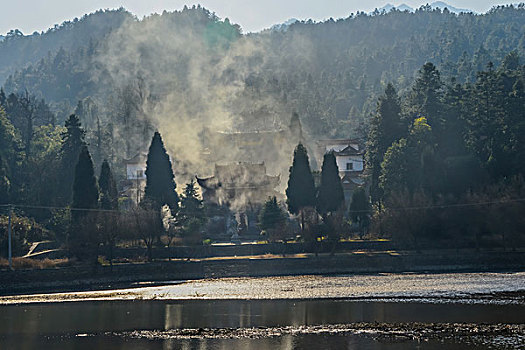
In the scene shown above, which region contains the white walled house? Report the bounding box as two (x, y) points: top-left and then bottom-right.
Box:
(125, 153), (147, 180)
(120, 153), (148, 207)
(335, 155), (364, 173)
(316, 139), (366, 205)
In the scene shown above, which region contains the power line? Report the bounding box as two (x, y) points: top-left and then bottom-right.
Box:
(351, 197), (525, 213)
(0, 203), (120, 213)
(1, 196), (525, 214)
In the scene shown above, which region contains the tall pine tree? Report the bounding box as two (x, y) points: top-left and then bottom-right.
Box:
(286, 143), (316, 231)
(143, 131), (178, 212)
(59, 114), (85, 205)
(407, 62), (444, 128)
(99, 159), (118, 210)
(259, 196), (286, 241)
(365, 83), (404, 205)
(178, 180), (205, 227)
(316, 152), (345, 217)
(70, 145), (99, 259)
(72, 145), (99, 212)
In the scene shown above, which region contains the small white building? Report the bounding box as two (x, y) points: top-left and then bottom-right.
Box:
(317, 139), (364, 175)
(121, 153), (147, 206)
(125, 153), (147, 180)
(316, 139), (366, 205)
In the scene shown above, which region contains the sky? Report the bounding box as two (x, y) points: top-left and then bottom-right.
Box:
(0, 0), (513, 35)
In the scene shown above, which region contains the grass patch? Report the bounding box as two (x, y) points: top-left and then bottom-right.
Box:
(0, 257), (71, 270)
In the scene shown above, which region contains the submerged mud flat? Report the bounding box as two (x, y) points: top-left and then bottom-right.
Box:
(115, 323), (525, 348)
(5, 322), (524, 350)
(1, 272), (525, 304)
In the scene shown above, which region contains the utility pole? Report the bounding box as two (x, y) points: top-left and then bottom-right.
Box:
(136, 170), (141, 206)
(8, 205), (13, 270)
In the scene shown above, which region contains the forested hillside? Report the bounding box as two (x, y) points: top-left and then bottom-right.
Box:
(0, 8), (132, 84)
(2, 4), (524, 141)
(0, 3), (524, 256)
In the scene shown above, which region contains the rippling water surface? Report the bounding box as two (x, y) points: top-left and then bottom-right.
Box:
(1, 272), (524, 349)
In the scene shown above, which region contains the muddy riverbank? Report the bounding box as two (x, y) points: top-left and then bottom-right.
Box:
(1, 249), (524, 297)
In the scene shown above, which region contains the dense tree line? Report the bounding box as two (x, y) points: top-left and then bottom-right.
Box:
(365, 55), (525, 248)
(1, 5), (525, 262)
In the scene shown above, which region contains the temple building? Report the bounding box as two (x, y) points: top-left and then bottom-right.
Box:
(196, 162), (281, 209)
(196, 162), (281, 239)
(199, 112), (306, 177)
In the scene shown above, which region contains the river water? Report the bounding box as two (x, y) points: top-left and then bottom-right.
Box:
(1, 272), (524, 349)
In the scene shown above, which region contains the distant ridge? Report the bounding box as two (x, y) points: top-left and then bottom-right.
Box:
(270, 18), (299, 32)
(377, 2), (474, 14)
(378, 3), (414, 12)
(430, 1), (473, 13)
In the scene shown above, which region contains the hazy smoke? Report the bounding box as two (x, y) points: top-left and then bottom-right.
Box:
(93, 9), (314, 189)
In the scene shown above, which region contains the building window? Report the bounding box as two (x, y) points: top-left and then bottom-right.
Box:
(346, 163), (353, 171)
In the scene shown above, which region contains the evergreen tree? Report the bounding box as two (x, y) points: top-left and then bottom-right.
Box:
(72, 145), (99, 212)
(143, 131), (178, 212)
(349, 187), (371, 237)
(177, 180), (205, 228)
(98, 159), (118, 210)
(379, 138), (410, 198)
(58, 114), (85, 205)
(0, 107), (18, 181)
(98, 159), (119, 266)
(286, 143), (316, 231)
(316, 152), (345, 216)
(0, 154), (9, 204)
(365, 83), (405, 204)
(380, 117), (435, 198)
(259, 196), (286, 240)
(407, 62), (444, 128)
(70, 145), (99, 259)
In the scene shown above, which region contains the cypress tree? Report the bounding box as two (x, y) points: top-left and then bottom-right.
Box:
(143, 131), (178, 212)
(70, 145), (99, 259)
(286, 143), (316, 231)
(98, 159), (118, 266)
(72, 145), (99, 213)
(99, 159), (118, 210)
(316, 152), (345, 217)
(59, 114), (85, 205)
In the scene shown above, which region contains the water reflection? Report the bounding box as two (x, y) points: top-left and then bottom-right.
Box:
(0, 299), (523, 350)
(159, 300), (522, 329)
